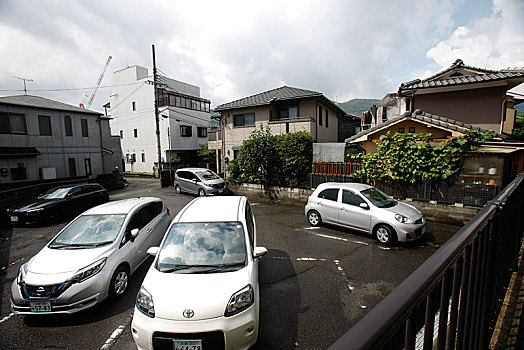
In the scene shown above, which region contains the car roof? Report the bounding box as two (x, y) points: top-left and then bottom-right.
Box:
(315, 182), (372, 192)
(175, 196), (245, 223)
(83, 197), (160, 215)
(176, 167), (213, 172)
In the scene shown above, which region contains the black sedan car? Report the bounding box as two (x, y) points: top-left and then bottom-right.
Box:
(7, 183), (109, 225)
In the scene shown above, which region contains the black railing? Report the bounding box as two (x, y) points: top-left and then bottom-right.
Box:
(308, 174), (500, 207)
(330, 172), (524, 350)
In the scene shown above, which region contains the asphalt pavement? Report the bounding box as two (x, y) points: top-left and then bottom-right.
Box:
(0, 177), (462, 350)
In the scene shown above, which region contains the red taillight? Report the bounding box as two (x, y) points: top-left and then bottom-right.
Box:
(306, 196), (309, 205)
(167, 207), (170, 216)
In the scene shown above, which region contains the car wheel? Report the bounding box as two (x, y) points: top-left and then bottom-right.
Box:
(198, 188), (206, 197)
(374, 224), (397, 246)
(307, 210), (322, 227)
(109, 265), (129, 298)
(175, 185), (181, 194)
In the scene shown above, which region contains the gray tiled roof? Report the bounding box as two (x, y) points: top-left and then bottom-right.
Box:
(0, 95), (102, 115)
(345, 110), (506, 143)
(215, 86), (323, 111)
(400, 71), (524, 90)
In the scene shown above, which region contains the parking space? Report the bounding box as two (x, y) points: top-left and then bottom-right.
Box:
(0, 177), (462, 349)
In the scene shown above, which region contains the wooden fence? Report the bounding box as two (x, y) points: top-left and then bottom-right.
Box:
(312, 162), (362, 176)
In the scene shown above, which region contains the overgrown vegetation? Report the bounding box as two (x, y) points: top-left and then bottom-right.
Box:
(227, 125), (313, 188)
(350, 130), (496, 183)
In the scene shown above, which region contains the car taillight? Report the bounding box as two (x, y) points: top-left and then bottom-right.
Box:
(167, 207), (170, 216)
(306, 196), (309, 205)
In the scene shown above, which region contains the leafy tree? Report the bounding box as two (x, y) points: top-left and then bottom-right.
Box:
(197, 144), (216, 166)
(275, 131), (313, 187)
(512, 114), (524, 139)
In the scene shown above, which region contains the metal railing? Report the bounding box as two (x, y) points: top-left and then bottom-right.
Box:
(330, 171), (524, 350)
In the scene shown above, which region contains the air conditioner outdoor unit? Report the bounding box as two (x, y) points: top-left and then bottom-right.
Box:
(40, 167), (57, 180)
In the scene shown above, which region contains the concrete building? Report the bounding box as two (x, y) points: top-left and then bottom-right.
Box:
(208, 86), (358, 174)
(0, 95), (121, 185)
(109, 66), (211, 173)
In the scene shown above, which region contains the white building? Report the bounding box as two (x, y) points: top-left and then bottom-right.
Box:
(109, 66), (211, 173)
(0, 95), (122, 185)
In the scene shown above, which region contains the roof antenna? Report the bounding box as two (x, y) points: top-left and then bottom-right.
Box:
(11, 76), (33, 95)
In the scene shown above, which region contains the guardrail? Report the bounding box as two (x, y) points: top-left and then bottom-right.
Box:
(330, 171), (524, 350)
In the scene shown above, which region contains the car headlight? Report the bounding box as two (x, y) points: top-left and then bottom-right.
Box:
(225, 284), (254, 317)
(17, 263), (28, 284)
(69, 258), (106, 283)
(26, 208), (44, 216)
(395, 214), (413, 224)
(136, 286), (155, 318)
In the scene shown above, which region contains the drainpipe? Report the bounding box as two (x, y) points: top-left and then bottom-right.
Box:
(500, 97), (508, 134)
(97, 116), (105, 174)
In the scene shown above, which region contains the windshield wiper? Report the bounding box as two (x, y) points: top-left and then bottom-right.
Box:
(159, 263), (245, 273)
(49, 242), (112, 249)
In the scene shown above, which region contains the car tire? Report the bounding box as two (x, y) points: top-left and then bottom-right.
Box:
(307, 210), (322, 227)
(198, 188), (206, 197)
(374, 224), (397, 246)
(175, 185), (181, 194)
(109, 265), (130, 298)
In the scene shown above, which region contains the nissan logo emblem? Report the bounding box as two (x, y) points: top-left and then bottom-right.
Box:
(36, 287), (46, 295)
(183, 309), (194, 318)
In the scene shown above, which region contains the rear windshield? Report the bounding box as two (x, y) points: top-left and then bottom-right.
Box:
(157, 222), (246, 271)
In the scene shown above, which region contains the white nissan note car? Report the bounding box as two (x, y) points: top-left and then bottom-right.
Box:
(132, 196), (267, 350)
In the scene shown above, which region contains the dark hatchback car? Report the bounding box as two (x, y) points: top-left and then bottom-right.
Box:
(7, 183), (109, 225)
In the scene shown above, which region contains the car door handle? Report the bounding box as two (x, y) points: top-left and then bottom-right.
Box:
(340, 207), (345, 210)
(147, 228), (152, 233)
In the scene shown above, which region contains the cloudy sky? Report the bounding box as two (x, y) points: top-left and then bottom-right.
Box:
(1, 0), (523, 112)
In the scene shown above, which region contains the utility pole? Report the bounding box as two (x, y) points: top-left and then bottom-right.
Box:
(12, 76), (33, 94)
(152, 44), (162, 177)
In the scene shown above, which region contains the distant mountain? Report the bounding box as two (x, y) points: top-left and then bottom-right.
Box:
(336, 98), (380, 116)
(516, 102), (524, 116)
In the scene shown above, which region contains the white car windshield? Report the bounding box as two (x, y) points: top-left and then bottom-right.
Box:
(157, 222), (246, 272)
(361, 187), (397, 208)
(49, 214), (126, 248)
(38, 188), (71, 199)
(195, 170), (220, 181)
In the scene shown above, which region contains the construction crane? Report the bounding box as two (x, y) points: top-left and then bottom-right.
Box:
(80, 55), (112, 109)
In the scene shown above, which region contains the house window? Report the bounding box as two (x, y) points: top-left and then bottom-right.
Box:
(126, 153), (136, 163)
(81, 119), (89, 137)
(180, 125), (192, 137)
(38, 115), (52, 136)
(406, 98), (412, 112)
(197, 127), (207, 137)
(409, 127), (415, 133)
(318, 106), (323, 126)
(132, 102), (136, 111)
(134, 129), (138, 138)
(64, 115), (73, 136)
(382, 108), (388, 122)
(233, 113), (255, 126)
(233, 150), (239, 159)
(10, 163), (27, 180)
(120, 130), (124, 139)
(278, 106), (298, 119)
(398, 127), (405, 133)
(0, 112), (27, 134)
(325, 110), (329, 128)
(142, 153), (146, 162)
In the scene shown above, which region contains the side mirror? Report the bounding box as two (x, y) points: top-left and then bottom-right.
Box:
(254, 246), (268, 259)
(147, 246), (159, 256)
(66, 193), (73, 199)
(359, 202), (369, 210)
(130, 228), (139, 238)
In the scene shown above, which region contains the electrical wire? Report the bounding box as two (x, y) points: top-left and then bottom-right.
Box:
(0, 81), (144, 93)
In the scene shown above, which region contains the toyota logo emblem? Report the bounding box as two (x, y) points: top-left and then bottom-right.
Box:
(183, 309), (194, 318)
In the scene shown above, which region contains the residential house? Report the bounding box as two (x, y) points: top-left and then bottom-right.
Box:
(208, 86), (358, 174)
(361, 59), (524, 134)
(0, 95), (122, 185)
(109, 65), (211, 173)
(347, 109), (524, 186)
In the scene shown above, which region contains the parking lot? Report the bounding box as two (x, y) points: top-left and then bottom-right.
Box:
(0, 177), (462, 349)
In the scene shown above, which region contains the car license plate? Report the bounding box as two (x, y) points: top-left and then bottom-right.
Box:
(10, 216), (18, 222)
(30, 301), (51, 312)
(174, 340), (202, 350)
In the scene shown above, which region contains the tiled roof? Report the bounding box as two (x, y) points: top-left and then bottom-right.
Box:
(345, 110), (506, 143)
(215, 86), (323, 111)
(0, 95), (102, 115)
(400, 71), (524, 90)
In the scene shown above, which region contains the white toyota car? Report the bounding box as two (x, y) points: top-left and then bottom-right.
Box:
(131, 196), (267, 350)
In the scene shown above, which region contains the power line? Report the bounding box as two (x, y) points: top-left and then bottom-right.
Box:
(0, 81), (144, 93)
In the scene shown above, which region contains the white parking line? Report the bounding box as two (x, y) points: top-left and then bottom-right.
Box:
(0, 313), (14, 324)
(313, 233), (369, 246)
(304, 227), (320, 230)
(100, 312), (133, 350)
(1, 258), (25, 271)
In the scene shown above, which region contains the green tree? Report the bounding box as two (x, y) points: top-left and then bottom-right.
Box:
(275, 131), (313, 187)
(512, 114), (524, 139)
(197, 144), (215, 166)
